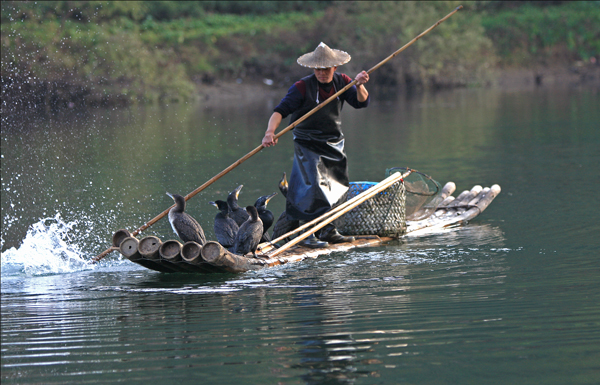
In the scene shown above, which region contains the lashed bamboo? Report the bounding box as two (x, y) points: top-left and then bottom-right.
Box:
(156, 240), (192, 272)
(447, 185), (482, 208)
(201, 237), (388, 273)
(118, 236), (173, 273)
(180, 241), (221, 274)
(408, 181), (456, 221)
(119, 237), (140, 261)
(405, 185), (501, 234)
(159, 240), (183, 262)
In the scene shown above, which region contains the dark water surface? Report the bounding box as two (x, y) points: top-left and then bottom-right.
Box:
(2, 86), (599, 384)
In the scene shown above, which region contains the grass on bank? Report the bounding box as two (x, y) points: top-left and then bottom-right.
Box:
(481, 1), (600, 65)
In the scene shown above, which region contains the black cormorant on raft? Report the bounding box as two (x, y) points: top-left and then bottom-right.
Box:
(209, 200), (238, 249)
(227, 185), (250, 227)
(254, 192), (277, 243)
(166, 192), (206, 245)
(232, 205), (263, 258)
(272, 173), (299, 242)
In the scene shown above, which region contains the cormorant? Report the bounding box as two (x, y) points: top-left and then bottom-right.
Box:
(279, 172), (288, 196)
(254, 192), (277, 243)
(232, 206), (263, 258)
(272, 172), (300, 241)
(166, 192), (206, 245)
(227, 185), (250, 227)
(209, 200), (239, 249)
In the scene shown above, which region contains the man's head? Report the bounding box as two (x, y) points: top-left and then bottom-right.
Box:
(314, 67), (337, 84)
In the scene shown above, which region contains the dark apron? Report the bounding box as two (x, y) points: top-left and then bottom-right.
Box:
(286, 74), (349, 221)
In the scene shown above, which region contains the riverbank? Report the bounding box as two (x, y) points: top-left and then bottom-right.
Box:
(2, 62), (597, 118)
(2, 2), (598, 113)
(492, 62), (600, 91)
(195, 62), (600, 109)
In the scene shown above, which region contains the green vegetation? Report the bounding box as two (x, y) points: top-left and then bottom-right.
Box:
(1, 1), (598, 109)
(481, 1), (600, 65)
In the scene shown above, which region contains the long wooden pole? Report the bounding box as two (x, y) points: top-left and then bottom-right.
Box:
(92, 5), (462, 262)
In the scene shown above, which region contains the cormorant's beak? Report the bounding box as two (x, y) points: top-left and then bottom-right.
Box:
(209, 201), (217, 208)
(166, 192), (174, 200)
(234, 184), (243, 199)
(279, 173), (288, 190)
(265, 192), (277, 204)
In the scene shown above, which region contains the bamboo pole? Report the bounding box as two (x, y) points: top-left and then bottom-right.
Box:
(93, 5), (462, 262)
(266, 171), (409, 258)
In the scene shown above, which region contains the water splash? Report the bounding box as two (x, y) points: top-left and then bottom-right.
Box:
(1, 213), (94, 277)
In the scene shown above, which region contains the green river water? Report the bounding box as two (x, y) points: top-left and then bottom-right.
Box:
(2, 85), (599, 384)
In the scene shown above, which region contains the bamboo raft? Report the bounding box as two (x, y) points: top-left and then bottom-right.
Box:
(115, 181), (501, 274)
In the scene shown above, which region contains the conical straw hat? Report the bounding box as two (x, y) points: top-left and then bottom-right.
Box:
(297, 42), (351, 69)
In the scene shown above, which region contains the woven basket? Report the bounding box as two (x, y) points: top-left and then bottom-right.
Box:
(335, 181), (406, 238)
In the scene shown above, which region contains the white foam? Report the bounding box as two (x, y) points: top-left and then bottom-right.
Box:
(1, 213), (94, 277)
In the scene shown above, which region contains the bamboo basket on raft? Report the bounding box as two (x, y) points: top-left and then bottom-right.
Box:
(114, 169), (501, 274)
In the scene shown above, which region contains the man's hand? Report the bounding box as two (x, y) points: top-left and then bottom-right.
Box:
(263, 112), (283, 147)
(355, 71), (369, 85)
(262, 133), (278, 147)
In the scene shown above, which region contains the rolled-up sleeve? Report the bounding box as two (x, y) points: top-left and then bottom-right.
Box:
(343, 86), (370, 109)
(340, 74), (369, 108)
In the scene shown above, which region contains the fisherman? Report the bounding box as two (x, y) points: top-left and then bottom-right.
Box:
(262, 42), (370, 248)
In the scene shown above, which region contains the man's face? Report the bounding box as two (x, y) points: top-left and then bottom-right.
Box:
(314, 67), (337, 84)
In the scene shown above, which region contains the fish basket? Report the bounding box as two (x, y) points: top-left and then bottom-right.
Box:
(335, 180), (406, 238)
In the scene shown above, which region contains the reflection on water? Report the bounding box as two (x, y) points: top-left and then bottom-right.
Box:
(2, 86), (599, 384)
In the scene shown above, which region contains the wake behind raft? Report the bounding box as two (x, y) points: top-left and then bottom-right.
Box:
(113, 168), (501, 274)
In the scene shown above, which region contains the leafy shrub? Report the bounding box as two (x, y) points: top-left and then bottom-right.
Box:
(481, 1), (600, 65)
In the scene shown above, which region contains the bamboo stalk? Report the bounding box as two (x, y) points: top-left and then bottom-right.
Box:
(138, 236), (162, 260)
(112, 229), (131, 248)
(405, 184), (501, 234)
(181, 241), (203, 264)
(118, 236), (175, 272)
(266, 171), (409, 258)
(201, 241), (265, 273)
(93, 6), (462, 263)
